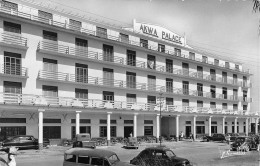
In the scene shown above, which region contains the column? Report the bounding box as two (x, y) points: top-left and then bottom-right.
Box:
(156, 114), (160, 142)
(256, 118), (259, 134)
(107, 112), (112, 145)
(208, 116), (212, 136)
(246, 118), (249, 136)
(38, 109), (45, 150)
(176, 115), (180, 141)
(193, 116), (197, 140)
(234, 117), (238, 133)
(133, 113), (138, 137)
(222, 116), (226, 134)
(76, 111), (81, 135)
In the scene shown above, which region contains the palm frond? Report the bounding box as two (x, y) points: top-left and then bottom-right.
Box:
(253, 0), (260, 12)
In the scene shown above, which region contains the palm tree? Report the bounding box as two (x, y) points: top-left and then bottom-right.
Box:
(253, 0), (260, 12)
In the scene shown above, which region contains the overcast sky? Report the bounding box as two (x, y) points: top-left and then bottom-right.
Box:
(20, 0), (260, 111)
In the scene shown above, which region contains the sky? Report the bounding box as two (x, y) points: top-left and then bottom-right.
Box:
(18, 0), (260, 112)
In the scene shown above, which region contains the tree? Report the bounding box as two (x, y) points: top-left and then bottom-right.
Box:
(253, 0), (260, 12)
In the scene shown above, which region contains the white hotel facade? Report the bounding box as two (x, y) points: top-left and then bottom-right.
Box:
(0, 0), (259, 148)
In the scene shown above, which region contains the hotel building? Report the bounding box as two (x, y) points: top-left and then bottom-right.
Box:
(0, 0), (259, 148)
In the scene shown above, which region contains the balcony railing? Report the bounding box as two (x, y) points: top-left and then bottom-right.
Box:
(239, 97), (252, 103)
(37, 41), (242, 87)
(0, 32), (27, 47)
(0, 92), (252, 116)
(38, 70), (241, 101)
(0, 4), (250, 75)
(0, 64), (28, 77)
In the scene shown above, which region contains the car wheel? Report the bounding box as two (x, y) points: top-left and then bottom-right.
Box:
(245, 146), (250, 152)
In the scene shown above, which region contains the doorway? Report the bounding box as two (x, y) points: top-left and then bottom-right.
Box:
(124, 126), (133, 138)
(185, 126), (191, 138)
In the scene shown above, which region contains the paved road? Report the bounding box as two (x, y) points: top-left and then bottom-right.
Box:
(11, 141), (260, 166)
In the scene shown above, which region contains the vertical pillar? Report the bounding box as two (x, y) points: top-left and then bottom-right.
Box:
(76, 111), (81, 135)
(176, 115), (180, 141)
(38, 109), (45, 150)
(156, 114), (160, 142)
(222, 116), (226, 134)
(246, 118), (249, 136)
(107, 112), (112, 145)
(133, 113), (138, 137)
(234, 117), (238, 133)
(256, 118), (259, 134)
(193, 116), (197, 140)
(208, 116), (212, 136)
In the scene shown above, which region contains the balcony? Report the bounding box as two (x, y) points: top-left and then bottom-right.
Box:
(239, 97), (252, 103)
(0, 4), (250, 75)
(38, 70), (241, 102)
(0, 64), (28, 78)
(242, 82), (251, 88)
(0, 32), (28, 50)
(37, 41), (242, 88)
(0, 92), (251, 116)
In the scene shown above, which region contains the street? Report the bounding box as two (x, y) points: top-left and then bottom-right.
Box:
(12, 141), (260, 166)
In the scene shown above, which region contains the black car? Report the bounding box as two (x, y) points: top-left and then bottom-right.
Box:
(0, 135), (38, 150)
(203, 133), (226, 142)
(130, 146), (192, 166)
(231, 136), (258, 151)
(225, 133), (239, 142)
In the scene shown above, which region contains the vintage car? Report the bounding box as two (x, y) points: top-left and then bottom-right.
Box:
(0, 135), (38, 150)
(125, 137), (138, 149)
(202, 133), (226, 142)
(72, 133), (96, 149)
(63, 148), (134, 166)
(230, 136), (258, 151)
(130, 146), (192, 166)
(225, 133), (240, 142)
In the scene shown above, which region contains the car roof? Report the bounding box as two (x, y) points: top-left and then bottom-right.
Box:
(65, 148), (116, 158)
(10, 135), (34, 138)
(144, 146), (171, 151)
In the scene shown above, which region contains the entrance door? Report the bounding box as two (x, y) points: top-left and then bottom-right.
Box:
(185, 126), (191, 138)
(124, 126), (133, 138)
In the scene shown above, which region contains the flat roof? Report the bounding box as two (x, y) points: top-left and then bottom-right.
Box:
(64, 148), (116, 158)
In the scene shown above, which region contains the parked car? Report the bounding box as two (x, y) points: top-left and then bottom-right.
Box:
(130, 146), (192, 166)
(225, 133), (239, 142)
(0, 135), (38, 150)
(231, 136), (258, 151)
(125, 137), (139, 149)
(63, 148), (134, 166)
(72, 133), (96, 149)
(203, 134), (226, 142)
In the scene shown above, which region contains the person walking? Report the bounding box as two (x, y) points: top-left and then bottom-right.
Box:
(226, 134), (231, 145)
(189, 132), (194, 142)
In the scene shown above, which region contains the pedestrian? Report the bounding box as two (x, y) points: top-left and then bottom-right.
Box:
(189, 132), (195, 142)
(179, 131), (184, 141)
(0, 147), (17, 166)
(226, 134), (230, 145)
(256, 136), (260, 152)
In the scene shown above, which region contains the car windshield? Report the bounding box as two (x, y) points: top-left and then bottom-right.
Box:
(3, 136), (15, 142)
(108, 154), (120, 165)
(165, 150), (176, 158)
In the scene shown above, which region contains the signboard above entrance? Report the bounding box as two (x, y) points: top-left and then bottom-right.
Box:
(133, 19), (185, 46)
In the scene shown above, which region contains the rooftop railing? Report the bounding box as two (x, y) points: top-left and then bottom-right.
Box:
(37, 41), (243, 87)
(0, 4), (250, 75)
(0, 32), (28, 47)
(0, 92), (252, 116)
(0, 64), (28, 77)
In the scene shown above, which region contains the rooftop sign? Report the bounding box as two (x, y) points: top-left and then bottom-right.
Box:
(133, 19), (185, 46)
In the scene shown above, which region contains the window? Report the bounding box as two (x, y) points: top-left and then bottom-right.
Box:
(166, 78), (173, 93)
(166, 59), (173, 73)
(210, 102), (216, 108)
(75, 63), (88, 83)
(96, 27), (107, 38)
(147, 96), (156, 104)
(103, 91), (114, 101)
(233, 74), (237, 84)
(144, 126), (153, 136)
(71, 119), (91, 124)
(120, 33), (129, 43)
(211, 126), (217, 134)
(78, 156), (90, 164)
(100, 119), (107, 124)
(75, 38), (88, 55)
(127, 93), (136, 103)
(3, 21), (21, 34)
(225, 62), (230, 69)
(183, 81), (189, 95)
(197, 101), (203, 108)
(42, 85), (58, 97)
(140, 39), (148, 48)
(38, 10), (53, 22)
(174, 48), (181, 56)
(235, 64), (239, 70)
(43, 30), (57, 41)
(243, 90), (247, 101)
(197, 83), (203, 97)
(243, 105), (247, 110)
(182, 99), (189, 106)
(202, 56), (208, 63)
(127, 50), (136, 66)
(197, 66), (203, 79)
(126, 72), (136, 88)
(158, 44), (165, 53)
(103, 68), (114, 86)
(166, 97), (173, 105)
(0, 126), (25, 139)
(210, 85), (216, 98)
(148, 75), (156, 91)
(222, 72), (227, 83)
(4, 81), (22, 94)
(4, 51), (21, 75)
(186, 121), (191, 125)
(103, 44), (114, 62)
(210, 69), (216, 81)
(222, 103), (227, 109)
(100, 126), (107, 137)
(243, 76), (247, 87)
(147, 55), (156, 69)
(144, 120), (153, 124)
(2, 0), (18, 11)
(111, 126), (117, 137)
(189, 52), (195, 60)
(223, 87), (227, 99)
(196, 126), (205, 134)
(182, 63), (189, 76)
(43, 58), (57, 71)
(233, 104), (238, 110)
(91, 158), (104, 166)
(0, 118), (26, 123)
(233, 89), (238, 100)
(214, 59), (219, 66)
(43, 126), (61, 139)
(124, 120), (133, 124)
(69, 19), (82, 31)
(43, 119), (61, 123)
(75, 88), (88, 99)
